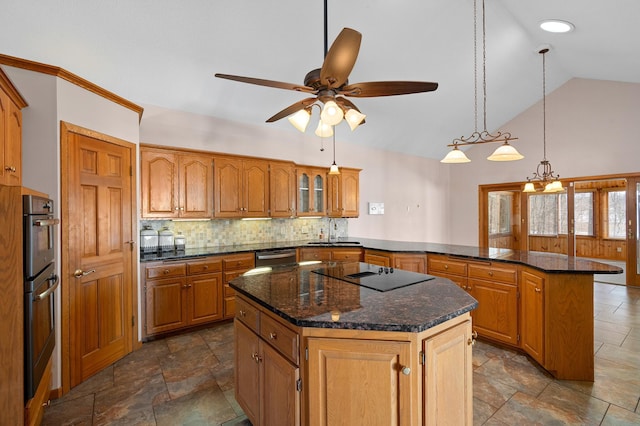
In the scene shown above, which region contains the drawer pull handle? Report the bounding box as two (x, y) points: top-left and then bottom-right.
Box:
(269, 332), (277, 340)
(400, 366), (411, 375)
(535, 288), (542, 293)
(239, 310), (246, 317)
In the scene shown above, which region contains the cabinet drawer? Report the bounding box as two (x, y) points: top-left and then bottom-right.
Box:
(236, 297), (260, 332)
(428, 257), (467, 277)
(468, 263), (517, 284)
(224, 283), (235, 297)
(260, 314), (299, 364)
(187, 258), (222, 275)
(331, 249), (362, 261)
(146, 263), (186, 279)
(223, 254), (255, 271)
(299, 248), (332, 261)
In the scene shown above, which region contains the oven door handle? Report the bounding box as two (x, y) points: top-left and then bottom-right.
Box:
(35, 275), (60, 301)
(34, 219), (60, 227)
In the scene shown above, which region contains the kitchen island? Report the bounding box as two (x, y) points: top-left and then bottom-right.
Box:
(229, 261), (478, 426)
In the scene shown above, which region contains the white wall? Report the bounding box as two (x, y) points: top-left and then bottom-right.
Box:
(448, 78), (640, 246)
(140, 104), (453, 243)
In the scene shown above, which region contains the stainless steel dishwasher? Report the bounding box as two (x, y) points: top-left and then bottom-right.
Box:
(254, 248), (297, 267)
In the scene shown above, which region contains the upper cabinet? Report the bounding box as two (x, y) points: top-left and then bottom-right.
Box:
(269, 161), (296, 218)
(327, 167), (360, 218)
(141, 147), (213, 218)
(0, 69), (27, 187)
(214, 156), (269, 218)
(296, 167), (327, 217)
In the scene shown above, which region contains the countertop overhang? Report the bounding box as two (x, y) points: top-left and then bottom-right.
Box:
(230, 262), (478, 333)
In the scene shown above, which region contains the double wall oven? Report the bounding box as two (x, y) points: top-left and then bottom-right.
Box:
(23, 195), (59, 400)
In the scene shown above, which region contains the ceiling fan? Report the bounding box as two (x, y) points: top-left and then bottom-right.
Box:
(215, 4), (438, 134)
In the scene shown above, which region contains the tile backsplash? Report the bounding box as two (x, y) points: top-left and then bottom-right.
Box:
(140, 218), (349, 248)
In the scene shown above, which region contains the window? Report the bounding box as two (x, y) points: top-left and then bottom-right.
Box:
(574, 192), (594, 236)
(529, 194), (562, 235)
(488, 192), (512, 235)
(606, 190), (626, 239)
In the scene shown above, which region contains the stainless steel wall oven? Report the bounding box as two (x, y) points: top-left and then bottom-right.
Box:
(23, 195), (59, 400)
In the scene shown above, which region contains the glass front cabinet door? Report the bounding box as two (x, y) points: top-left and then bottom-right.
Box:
(297, 167), (326, 216)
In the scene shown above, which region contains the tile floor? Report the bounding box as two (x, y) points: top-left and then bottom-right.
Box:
(43, 282), (640, 425)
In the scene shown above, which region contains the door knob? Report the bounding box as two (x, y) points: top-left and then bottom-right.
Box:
(73, 269), (96, 278)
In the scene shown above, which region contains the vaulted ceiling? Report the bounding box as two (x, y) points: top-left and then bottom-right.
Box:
(2, 0), (639, 160)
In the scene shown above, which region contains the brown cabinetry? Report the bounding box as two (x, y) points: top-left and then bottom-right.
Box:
(296, 167), (326, 216)
(215, 156), (269, 218)
(269, 161), (296, 218)
(365, 249), (427, 273)
(0, 70), (27, 186)
(298, 247), (363, 262)
(140, 147), (213, 218)
(143, 257), (223, 337)
(520, 269), (544, 364)
(222, 253), (255, 319)
(327, 167), (360, 217)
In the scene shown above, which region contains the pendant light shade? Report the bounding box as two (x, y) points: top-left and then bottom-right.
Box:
(320, 100), (344, 126)
(345, 109), (366, 130)
(543, 180), (564, 193)
(329, 162), (340, 175)
(523, 182), (536, 193)
(288, 108), (312, 132)
(487, 142), (524, 161)
(315, 120), (333, 137)
(441, 146), (471, 163)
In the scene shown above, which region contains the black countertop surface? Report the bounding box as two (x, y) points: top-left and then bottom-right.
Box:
(140, 237), (622, 275)
(229, 262), (478, 333)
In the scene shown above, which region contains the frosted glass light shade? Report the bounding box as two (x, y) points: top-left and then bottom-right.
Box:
(287, 109), (311, 132)
(523, 182), (536, 193)
(320, 100), (344, 126)
(345, 109), (366, 131)
(543, 180), (564, 193)
(315, 121), (333, 137)
(487, 143), (524, 161)
(441, 146), (471, 163)
(329, 162), (340, 175)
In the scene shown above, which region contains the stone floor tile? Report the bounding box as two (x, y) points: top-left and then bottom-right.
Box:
(472, 371), (518, 408)
(488, 391), (592, 425)
(153, 386), (237, 426)
(472, 353), (552, 397)
(472, 397), (497, 426)
(601, 404), (640, 425)
(42, 393), (95, 426)
(536, 381), (609, 425)
(165, 331), (208, 353)
(54, 366), (114, 404)
(163, 365), (218, 400)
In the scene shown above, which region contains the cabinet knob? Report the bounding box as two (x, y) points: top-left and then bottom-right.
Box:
(400, 366), (411, 375)
(203, 265), (208, 270)
(251, 352), (262, 363)
(444, 265), (449, 269)
(269, 332), (277, 340)
(163, 269), (170, 275)
(468, 330), (478, 346)
(42, 399), (51, 408)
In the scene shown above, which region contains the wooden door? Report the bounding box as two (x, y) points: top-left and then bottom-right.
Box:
(270, 161), (295, 218)
(145, 277), (187, 335)
(140, 149), (179, 218)
(520, 270), (545, 364)
(423, 318), (473, 426)
(307, 337), (412, 426)
(187, 273), (223, 325)
(214, 156), (242, 217)
(235, 321), (261, 424)
(261, 341), (300, 426)
(244, 159), (269, 217)
(61, 122), (136, 391)
(179, 153), (213, 218)
(626, 177), (640, 286)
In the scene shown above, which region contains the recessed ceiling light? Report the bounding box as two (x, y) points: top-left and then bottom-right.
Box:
(539, 20), (575, 33)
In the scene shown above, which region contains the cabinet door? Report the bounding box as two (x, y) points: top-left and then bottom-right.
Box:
(423, 318), (473, 426)
(261, 341), (300, 426)
(179, 154), (213, 218)
(270, 162), (296, 218)
(327, 168), (359, 218)
(141, 149), (179, 218)
(145, 277), (187, 335)
(3, 98), (22, 186)
(469, 279), (518, 345)
(215, 156), (243, 217)
(187, 273), (223, 325)
(235, 321), (261, 424)
(393, 254), (427, 273)
(364, 250), (392, 267)
(297, 168), (326, 216)
(307, 337), (412, 426)
(244, 159), (269, 217)
(520, 270), (545, 364)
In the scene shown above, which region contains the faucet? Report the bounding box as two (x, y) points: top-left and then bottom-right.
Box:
(328, 218), (338, 243)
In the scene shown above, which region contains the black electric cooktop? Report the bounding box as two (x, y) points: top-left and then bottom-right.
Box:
(312, 262), (435, 292)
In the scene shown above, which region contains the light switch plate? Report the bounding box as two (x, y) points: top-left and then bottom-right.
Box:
(368, 202), (384, 215)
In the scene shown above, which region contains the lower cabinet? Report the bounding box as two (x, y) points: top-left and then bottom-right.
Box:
(364, 249), (427, 273)
(298, 247), (363, 262)
(234, 293), (472, 425)
(222, 253), (255, 319)
(520, 270), (545, 364)
(468, 278), (518, 345)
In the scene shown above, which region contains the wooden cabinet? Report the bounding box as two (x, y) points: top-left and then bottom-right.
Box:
(365, 250), (427, 273)
(222, 253), (255, 319)
(143, 257), (223, 337)
(296, 167), (326, 216)
(215, 156), (269, 218)
(327, 167), (360, 217)
(269, 161), (296, 218)
(24, 355), (52, 426)
(235, 298), (300, 426)
(427, 255), (468, 290)
(140, 147), (213, 218)
(520, 270), (544, 364)
(0, 70), (27, 186)
(298, 247), (363, 262)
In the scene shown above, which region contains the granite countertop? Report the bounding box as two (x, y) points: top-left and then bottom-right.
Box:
(140, 237), (623, 275)
(229, 262), (478, 333)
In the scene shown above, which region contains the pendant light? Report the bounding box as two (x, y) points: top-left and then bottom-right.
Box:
(329, 130), (340, 175)
(442, 0), (523, 163)
(523, 46), (563, 193)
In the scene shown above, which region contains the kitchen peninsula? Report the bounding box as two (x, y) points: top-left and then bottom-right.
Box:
(229, 261), (478, 426)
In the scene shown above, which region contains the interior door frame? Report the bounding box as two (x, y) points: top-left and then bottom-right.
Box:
(60, 121), (139, 394)
(626, 177), (640, 286)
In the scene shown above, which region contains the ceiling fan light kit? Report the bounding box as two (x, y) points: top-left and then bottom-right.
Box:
(442, 0), (523, 164)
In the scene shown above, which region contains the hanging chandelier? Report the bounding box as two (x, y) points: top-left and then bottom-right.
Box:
(523, 47), (563, 193)
(441, 0), (523, 163)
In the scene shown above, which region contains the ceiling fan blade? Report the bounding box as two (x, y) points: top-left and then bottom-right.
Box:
(320, 28), (362, 89)
(215, 73), (316, 93)
(340, 81), (439, 97)
(266, 97), (318, 123)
